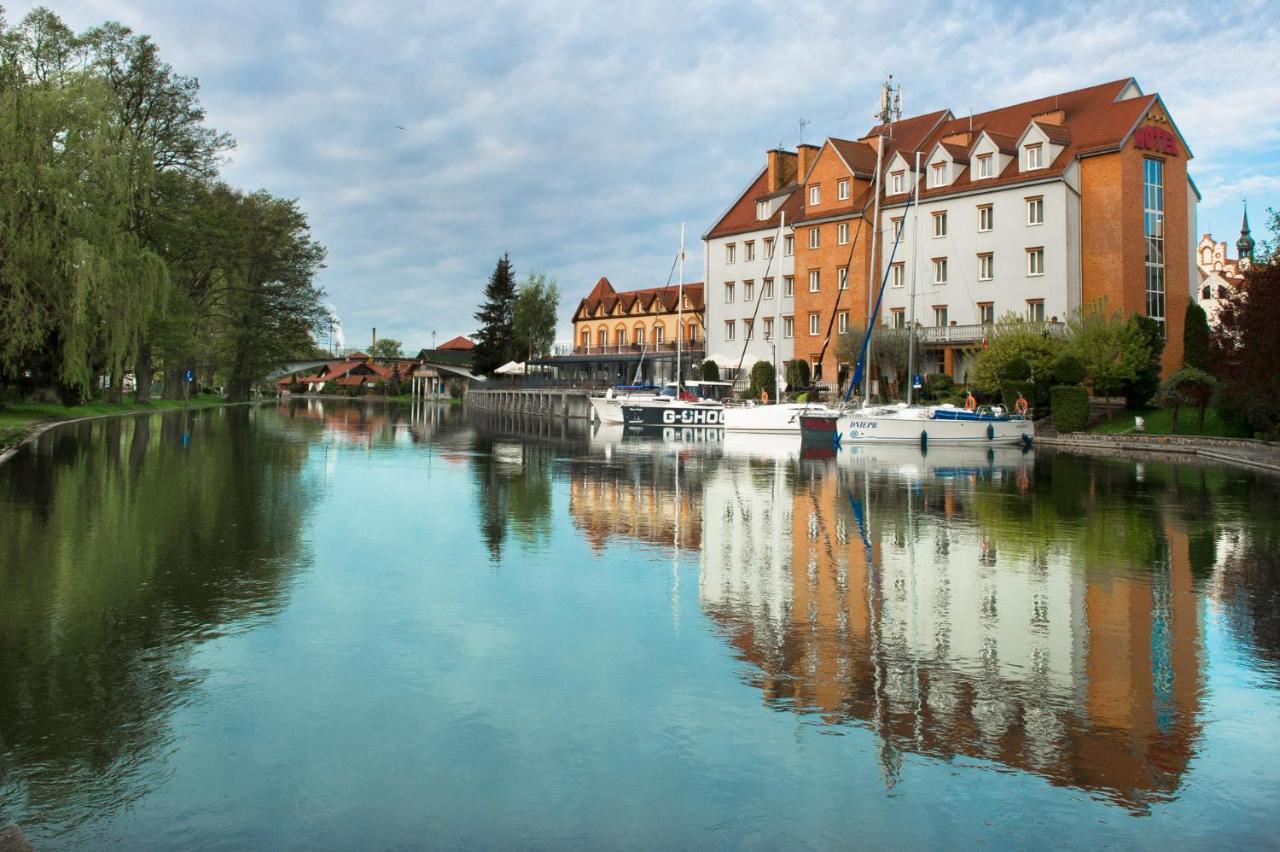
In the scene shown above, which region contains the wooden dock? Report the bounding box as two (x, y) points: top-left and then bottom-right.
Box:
(466, 387), (593, 419)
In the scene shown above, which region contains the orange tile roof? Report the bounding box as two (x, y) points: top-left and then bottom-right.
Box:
(574, 279), (705, 320)
(438, 335), (475, 350)
(705, 170), (804, 240)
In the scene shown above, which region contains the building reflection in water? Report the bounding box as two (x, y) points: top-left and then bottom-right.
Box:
(694, 445), (1206, 812)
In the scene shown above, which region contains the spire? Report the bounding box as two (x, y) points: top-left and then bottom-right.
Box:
(1237, 200), (1255, 263)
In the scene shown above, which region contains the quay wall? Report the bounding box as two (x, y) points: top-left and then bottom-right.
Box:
(466, 387), (593, 420)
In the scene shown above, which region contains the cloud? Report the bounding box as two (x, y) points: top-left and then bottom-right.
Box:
(8, 0), (1278, 345)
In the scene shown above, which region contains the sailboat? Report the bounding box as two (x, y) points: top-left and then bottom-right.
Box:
(800, 150), (1033, 448)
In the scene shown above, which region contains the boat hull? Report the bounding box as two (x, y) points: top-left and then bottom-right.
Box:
(623, 401), (725, 428)
(833, 412), (1033, 445)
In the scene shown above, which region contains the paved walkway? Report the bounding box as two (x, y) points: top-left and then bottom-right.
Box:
(1036, 430), (1280, 475)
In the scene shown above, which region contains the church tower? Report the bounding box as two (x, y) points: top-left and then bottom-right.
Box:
(1237, 202), (1256, 269)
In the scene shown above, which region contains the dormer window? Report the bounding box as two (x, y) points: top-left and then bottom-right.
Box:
(891, 170), (905, 194)
(809, 184), (821, 206)
(976, 153), (992, 178)
(930, 162), (946, 187)
(1025, 143), (1043, 170)
(756, 201), (768, 220)
(838, 178), (850, 200)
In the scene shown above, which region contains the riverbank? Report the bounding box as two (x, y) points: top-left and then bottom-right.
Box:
(1037, 429), (1280, 475)
(0, 396), (247, 464)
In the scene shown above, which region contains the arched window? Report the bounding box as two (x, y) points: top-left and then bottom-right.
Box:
(581, 328), (591, 348)
(634, 325), (646, 346)
(598, 327), (608, 347)
(1201, 285), (1210, 299)
(1202, 247), (1213, 264)
(654, 324), (665, 344)
(687, 323), (698, 342)
(615, 325), (627, 347)
(1218, 286), (1228, 299)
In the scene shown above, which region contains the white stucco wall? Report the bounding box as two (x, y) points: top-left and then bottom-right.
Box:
(704, 224), (795, 377)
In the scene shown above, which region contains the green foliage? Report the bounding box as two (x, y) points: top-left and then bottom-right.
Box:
(700, 360), (720, 382)
(1050, 354), (1086, 385)
(1123, 315), (1164, 409)
(1065, 300), (1151, 406)
(784, 359), (810, 391)
(1157, 366), (1218, 433)
(473, 254), (519, 374)
(1002, 381), (1034, 411)
(1182, 301), (1211, 370)
(1002, 358), (1031, 381)
(370, 338), (403, 360)
(1051, 385), (1090, 433)
(512, 271), (559, 359)
(1213, 262), (1280, 437)
(923, 372), (953, 401)
(967, 313), (1064, 394)
(748, 360), (776, 398)
(386, 365), (403, 397)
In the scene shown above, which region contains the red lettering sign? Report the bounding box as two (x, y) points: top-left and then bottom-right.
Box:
(1135, 125), (1178, 156)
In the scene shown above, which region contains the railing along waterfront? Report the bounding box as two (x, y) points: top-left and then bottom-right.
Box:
(545, 341), (706, 357)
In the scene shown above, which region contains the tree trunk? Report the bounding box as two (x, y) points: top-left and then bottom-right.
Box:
(107, 371), (123, 404)
(135, 344), (153, 403)
(164, 366), (184, 400)
(1171, 405), (1180, 433)
(1198, 403), (1207, 432)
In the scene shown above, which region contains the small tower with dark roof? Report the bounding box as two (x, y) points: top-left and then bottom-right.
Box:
(1237, 202), (1255, 267)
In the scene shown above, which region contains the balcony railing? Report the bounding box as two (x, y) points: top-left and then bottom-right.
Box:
(546, 341), (706, 357)
(911, 321), (1065, 345)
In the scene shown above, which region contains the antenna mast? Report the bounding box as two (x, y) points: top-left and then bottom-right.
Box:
(876, 75), (903, 137)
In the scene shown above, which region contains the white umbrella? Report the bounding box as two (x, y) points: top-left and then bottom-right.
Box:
(494, 360), (526, 375)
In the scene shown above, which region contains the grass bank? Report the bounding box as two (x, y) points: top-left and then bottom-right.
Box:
(0, 395), (232, 452)
(1088, 406), (1250, 439)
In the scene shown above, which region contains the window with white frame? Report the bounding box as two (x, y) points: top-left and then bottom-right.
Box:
(1026, 247), (1044, 276)
(724, 320), (735, 341)
(762, 278), (774, 299)
(979, 302), (994, 325)
(891, 262), (905, 288)
(724, 282), (735, 303)
(809, 184), (821, 206)
(933, 257), (948, 285)
(931, 161), (946, 187)
(783, 275), (794, 298)
(839, 178), (850, 200)
(838, 222), (849, 244)
(756, 201), (768, 220)
(933, 211), (947, 238)
(599, 328), (608, 346)
(978, 204), (993, 232)
(763, 237), (774, 258)
(783, 316), (794, 338)
(581, 329), (591, 348)
(635, 326), (645, 345)
(783, 234), (794, 256)
(891, 217), (903, 240)
(654, 325), (664, 343)
(978, 253), (994, 281)
(744, 318), (754, 339)
(934, 305), (948, 327)
(891, 171), (905, 193)
(808, 227), (820, 249)
(743, 280), (754, 302)
(725, 243), (736, 263)
(1026, 300), (1045, 322)
(838, 267), (848, 290)
(808, 313), (820, 336)
(763, 317), (773, 339)
(976, 153), (992, 178)
(744, 241), (755, 261)
(838, 311), (848, 334)
(808, 269), (820, 292)
(1026, 196), (1044, 225)
(1025, 143), (1043, 170)
(890, 308), (905, 328)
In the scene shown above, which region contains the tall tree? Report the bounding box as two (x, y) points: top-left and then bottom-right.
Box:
(1065, 301), (1150, 416)
(512, 272), (560, 359)
(473, 254), (518, 374)
(1182, 300), (1211, 370)
(369, 338), (402, 360)
(1213, 262), (1280, 437)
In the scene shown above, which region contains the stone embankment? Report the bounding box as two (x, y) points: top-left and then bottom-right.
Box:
(1036, 429), (1280, 474)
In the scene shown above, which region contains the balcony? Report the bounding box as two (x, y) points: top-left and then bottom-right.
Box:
(548, 340), (706, 357)
(911, 321), (1065, 346)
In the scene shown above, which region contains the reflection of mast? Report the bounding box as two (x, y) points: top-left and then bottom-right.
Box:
(671, 451), (682, 632)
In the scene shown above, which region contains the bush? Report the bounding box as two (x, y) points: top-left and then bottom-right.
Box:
(1123, 314), (1164, 409)
(1157, 366), (1218, 432)
(1051, 385), (1090, 432)
(785, 359), (810, 391)
(700, 360), (720, 382)
(748, 360), (776, 399)
(1002, 380), (1034, 411)
(923, 372), (953, 401)
(1002, 357), (1031, 381)
(1051, 354), (1086, 386)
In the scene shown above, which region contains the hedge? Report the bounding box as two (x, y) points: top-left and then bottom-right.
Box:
(1051, 385), (1090, 432)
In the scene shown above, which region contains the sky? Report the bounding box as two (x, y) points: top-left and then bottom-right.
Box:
(8, 0), (1279, 350)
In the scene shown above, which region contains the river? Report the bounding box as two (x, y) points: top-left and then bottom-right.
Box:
(1, 400), (1278, 849)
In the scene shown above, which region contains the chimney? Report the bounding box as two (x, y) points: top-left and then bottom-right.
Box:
(1031, 108), (1065, 126)
(371, 327), (376, 360)
(766, 148), (799, 193)
(797, 143), (820, 185)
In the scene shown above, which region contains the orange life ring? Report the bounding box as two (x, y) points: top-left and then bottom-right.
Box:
(964, 394), (977, 412)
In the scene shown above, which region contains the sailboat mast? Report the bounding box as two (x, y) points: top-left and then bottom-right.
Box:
(906, 151), (921, 406)
(677, 223), (685, 387)
(863, 139), (884, 401)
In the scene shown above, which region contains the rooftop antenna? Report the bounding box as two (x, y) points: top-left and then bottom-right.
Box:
(876, 75), (902, 137)
(798, 118), (811, 146)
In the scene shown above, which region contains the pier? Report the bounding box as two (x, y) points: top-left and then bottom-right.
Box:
(466, 387), (593, 419)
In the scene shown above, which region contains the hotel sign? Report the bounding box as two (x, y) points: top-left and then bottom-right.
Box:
(1134, 125), (1178, 156)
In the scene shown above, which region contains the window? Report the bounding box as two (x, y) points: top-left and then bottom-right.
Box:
(784, 234), (794, 256)
(1025, 143), (1043, 170)
(744, 241), (755, 261)
(1144, 156), (1165, 331)
(934, 306), (948, 327)
(891, 217), (904, 240)
(978, 253), (994, 281)
(933, 211), (947, 238)
(838, 311), (848, 334)
(635, 326), (645, 345)
(744, 318), (754, 339)
(756, 201), (768, 220)
(891, 308), (906, 328)
(979, 302), (994, 325)
(743, 280), (754, 302)
(616, 327), (626, 346)
(724, 282), (735, 303)
(724, 320), (735, 341)
(976, 153), (992, 178)
(725, 243), (736, 263)
(978, 204), (993, 232)
(808, 227), (820, 249)
(1026, 247), (1044, 276)
(808, 270), (820, 292)
(1026, 300), (1045, 322)
(931, 162), (946, 187)
(762, 278), (774, 299)
(891, 171), (905, 193)
(581, 329), (591, 348)
(599, 328), (608, 346)
(763, 317), (774, 339)
(783, 275), (794, 298)
(809, 313), (820, 336)
(933, 257), (948, 285)
(891, 262), (905, 288)
(838, 178), (850, 200)
(654, 325), (664, 343)
(687, 324), (697, 342)
(809, 184), (821, 206)
(1026, 196), (1044, 225)
(838, 222), (849, 245)
(1202, 285), (1212, 300)
(763, 237), (774, 258)
(783, 316), (794, 338)
(838, 267), (848, 290)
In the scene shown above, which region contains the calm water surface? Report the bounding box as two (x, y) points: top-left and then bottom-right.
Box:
(1, 400), (1278, 849)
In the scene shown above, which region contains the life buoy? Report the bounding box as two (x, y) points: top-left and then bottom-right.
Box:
(964, 393), (977, 412)
(1014, 396), (1029, 416)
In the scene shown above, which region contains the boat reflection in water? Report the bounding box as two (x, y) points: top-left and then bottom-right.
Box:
(694, 443), (1204, 812)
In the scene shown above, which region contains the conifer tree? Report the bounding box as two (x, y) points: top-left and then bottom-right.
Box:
(473, 254), (518, 375)
(1182, 300), (1211, 370)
